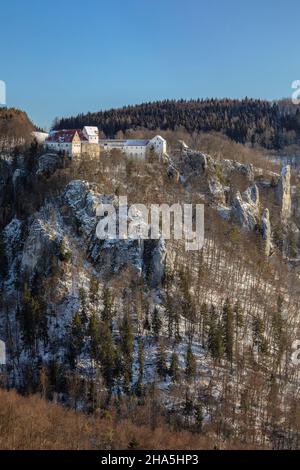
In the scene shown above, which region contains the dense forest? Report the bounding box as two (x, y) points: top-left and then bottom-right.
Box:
(54, 98), (300, 149)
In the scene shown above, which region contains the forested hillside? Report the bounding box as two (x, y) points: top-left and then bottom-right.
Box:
(54, 98), (300, 149)
(0, 107), (35, 142)
(1, 137), (300, 449)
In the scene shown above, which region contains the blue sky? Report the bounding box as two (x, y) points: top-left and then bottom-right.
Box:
(0, 0), (299, 129)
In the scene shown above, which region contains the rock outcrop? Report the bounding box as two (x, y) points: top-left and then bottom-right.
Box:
(21, 210), (63, 279)
(232, 184), (260, 231)
(178, 147), (211, 175)
(63, 180), (108, 237)
(36, 153), (65, 178)
(208, 177), (226, 204)
(63, 180), (166, 286)
(243, 184), (259, 206)
(261, 208), (271, 256)
(222, 160), (254, 183)
(6, 178), (167, 288)
(167, 164), (180, 182)
(276, 165), (291, 222)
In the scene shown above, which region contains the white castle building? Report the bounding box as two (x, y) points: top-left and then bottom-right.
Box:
(44, 126), (166, 159)
(45, 129), (84, 157)
(44, 126), (100, 158)
(82, 126), (99, 144)
(99, 135), (167, 158)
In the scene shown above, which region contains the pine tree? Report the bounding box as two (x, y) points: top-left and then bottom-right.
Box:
(252, 317), (268, 355)
(79, 287), (88, 324)
(119, 313), (134, 393)
(101, 287), (114, 325)
(194, 403), (204, 432)
(234, 300), (244, 329)
(185, 342), (197, 382)
(234, 300), (243, 360)
(174, 310), (181, 341)
(165, 292), (174, 338)
(135, 338), (145, 396)
(114, 345), (123, 390)
(156, 342), (168, 379)
(25, 139), (39, 172)
(178, 267), (196, 325)
(200, 302), (208, 347)
(222, 298), (234, 364)
(152, 307), (162, 340)
(184, 391), (194, 417)
(89, 311), (101, 361)
(58, 238), (72, 263)
(135, 376), (143, 397)
(272, 296), (284, 346)
(208, 306), (224, 361)
(68, 311), (84, 368)
(169, 350), (180, 382)
(143, 311), (151, 331)
(89, 276), (99, 304)
(79, 287), (86, 306)
(99, 321), (117, 393)
(137, 338), (144, 380)
(20, 283), (47, 350)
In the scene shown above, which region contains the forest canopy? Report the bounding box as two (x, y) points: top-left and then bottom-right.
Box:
(53, 98), (300, 149)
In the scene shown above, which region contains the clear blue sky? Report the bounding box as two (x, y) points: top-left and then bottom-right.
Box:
(0, 0), (299, 129)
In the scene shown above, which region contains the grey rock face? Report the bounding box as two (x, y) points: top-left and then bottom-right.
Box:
(179, 148), (211, 175)
(243, 184), (259, 206)
(15, 179), (167, 287)
(3, 218), (23, 266)
(167, 164), (180, 182)
(208, 177), (226, 204)
(261, 208), (271, 256)
(222, 160), (254, 182)
(21, 212), (62, 279)
(142, 238), (167, 288)
(276, 165), (291, 222)
(232, 184), (260, 231)
(36, 153), (65, 178)
(63, 180), (166, 287)
(63, 180), (110, 237)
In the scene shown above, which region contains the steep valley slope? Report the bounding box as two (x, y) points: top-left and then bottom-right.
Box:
(1, 141), (300, 449)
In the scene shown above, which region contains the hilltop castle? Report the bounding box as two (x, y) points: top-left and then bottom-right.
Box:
(44, 126), (167, 159)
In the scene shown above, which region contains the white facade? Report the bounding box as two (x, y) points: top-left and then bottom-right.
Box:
(46, 140), (71, 154)
(148, 135), (167, 156)
(44, 128), (166, 160)
(45, 130), (82, 157)
(99, 135), (167, 159)
(46, 140), (82, 157)
(124, 143), (147, 159)
(71, 139), (82, 156)
(83, 126), (99, 144)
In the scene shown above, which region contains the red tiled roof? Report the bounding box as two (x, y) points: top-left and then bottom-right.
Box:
(78, 131), (88, 141)
(46, 129), (88, 143)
